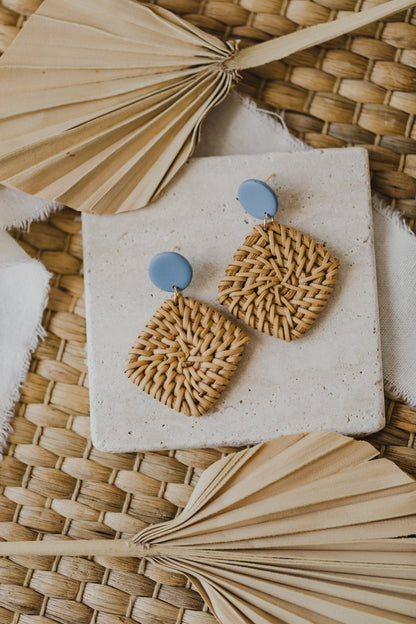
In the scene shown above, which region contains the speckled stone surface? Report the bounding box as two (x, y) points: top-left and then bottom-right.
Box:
(83, 148), (384, 452)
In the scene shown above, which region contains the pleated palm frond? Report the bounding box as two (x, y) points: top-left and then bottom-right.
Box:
(1, 432), (415, 624)
(0, 0), (413, 214)
(0, 0), (236, 214)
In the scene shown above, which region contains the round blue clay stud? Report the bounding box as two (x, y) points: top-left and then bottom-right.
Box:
(149, 252), (192, 292)
(238, 179), (278, 220)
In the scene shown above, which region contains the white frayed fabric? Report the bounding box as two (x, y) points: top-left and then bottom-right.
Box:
(0, 231), (51, 456)
(372, 196), (416, 405)
(0, 184), (60, 457)
(0, 185), (61, 230)
(196, 91), (307, 157)
(198, 89), (416, 406)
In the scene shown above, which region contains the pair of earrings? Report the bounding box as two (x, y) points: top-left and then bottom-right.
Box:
(124, 179), (340, 417)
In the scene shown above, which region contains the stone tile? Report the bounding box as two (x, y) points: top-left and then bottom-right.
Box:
(83, 148), (384, 452)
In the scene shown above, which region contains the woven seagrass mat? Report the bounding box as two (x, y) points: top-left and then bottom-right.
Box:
(1, 1), (416, 623)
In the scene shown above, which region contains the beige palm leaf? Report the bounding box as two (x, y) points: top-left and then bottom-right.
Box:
(0, 0), (413, 214)
(0, 432), (415, 623)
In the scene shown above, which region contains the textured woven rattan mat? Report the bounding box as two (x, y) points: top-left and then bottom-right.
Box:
(1, 1), (416, 623)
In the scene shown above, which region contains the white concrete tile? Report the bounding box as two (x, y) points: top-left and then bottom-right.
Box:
(83, 148), (384, 452)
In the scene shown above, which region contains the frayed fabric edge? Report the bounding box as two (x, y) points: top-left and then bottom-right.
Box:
(0, 261), (51, 459)
(372, 194), (416, 238)
(1, 199), (61, 231)
(231, 90), (308, 152)
(384, 378), (416, 409)
(0, 183), (63, 231)
(372, 193), (416, 407)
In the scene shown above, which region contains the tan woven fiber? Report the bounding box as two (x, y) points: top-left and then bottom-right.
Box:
(124, 295), (249, 417)
(217, 222), (340, 341)
(0, 2), (416, 624)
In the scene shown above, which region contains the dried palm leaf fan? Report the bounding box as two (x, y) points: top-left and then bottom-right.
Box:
(1, 432), (416, 624)
(0, 0), (414, 214)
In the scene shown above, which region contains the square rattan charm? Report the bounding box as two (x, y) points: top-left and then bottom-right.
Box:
(124, 295), (249, 417)
(217, 222), (340, 342)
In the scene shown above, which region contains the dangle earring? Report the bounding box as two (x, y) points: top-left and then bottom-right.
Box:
(124, 252), (249, 417)
(217, 179), (340, 342)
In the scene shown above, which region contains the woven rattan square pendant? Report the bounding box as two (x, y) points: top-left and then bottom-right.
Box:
(217, 179), (340, 342)
(124, 253), (249, 417)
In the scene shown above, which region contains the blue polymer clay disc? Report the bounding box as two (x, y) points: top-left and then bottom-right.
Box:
(238, 179), (278, 220)
(149, 252), (193, 292)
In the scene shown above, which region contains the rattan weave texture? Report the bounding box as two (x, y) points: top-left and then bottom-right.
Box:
(217, 222), (340, 341)
(124, 295), (249, 417)
(1, 2), (416, 624)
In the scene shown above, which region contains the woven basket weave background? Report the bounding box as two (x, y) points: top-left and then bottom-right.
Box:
(1, 1), (416, 623)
